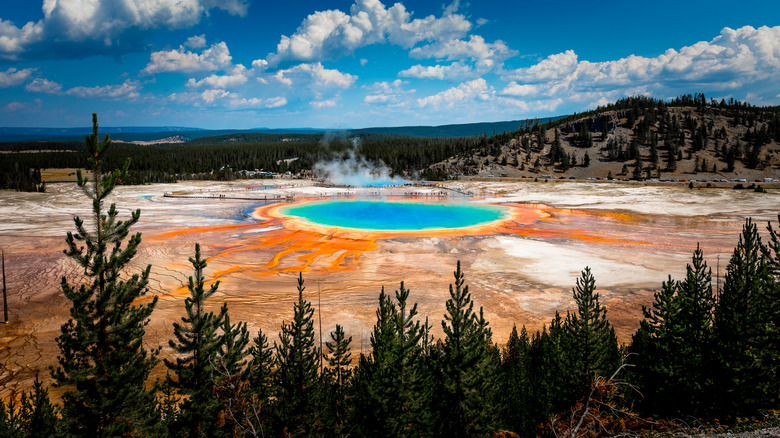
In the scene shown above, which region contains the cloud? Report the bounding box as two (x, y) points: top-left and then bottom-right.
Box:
(310, 99), (337, 108)
(251, 59), (269, 70)
(170, 89), (288, 109)
(65, 81), (141, 99)
(417, 78), (494, 107)
(363, 79), (412, 105)
(184, 34), (207, 49)
(400, 34), (516, 81)
(0, 0), (249, 60)
(274, 62), (357, 89)
(503, 26), (780, 99)
(144, 41), (232, 74)
(186, 65), (250, 88)
(501, 82), (539, 97)
(25, 77), (62, 93)
(0, 67), (35, 88)
(399, 62), (473, 80)
(200, 89), (231, 103)
(266, 0), (471, 66)
(410, 35), (516, 68)
(3, 98), (42, 112)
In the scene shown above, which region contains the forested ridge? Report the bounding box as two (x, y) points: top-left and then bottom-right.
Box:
(3, 94), (780, 191)
(434, 94), (780, 179)
(1, 116), (779, 438)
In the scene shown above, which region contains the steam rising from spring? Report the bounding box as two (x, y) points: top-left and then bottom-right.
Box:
(313, 137), (406, 186)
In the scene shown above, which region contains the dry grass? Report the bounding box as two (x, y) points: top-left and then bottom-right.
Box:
(40, 168), (93, 183)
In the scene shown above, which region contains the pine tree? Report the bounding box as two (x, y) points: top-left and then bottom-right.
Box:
(322, 324), (353, 435)
(248, 328), (275, 404)
(165, 243), (227, 437)
(0, 377), (59, 438)
(440, 261), (498, 437)
(352, 283), (429, 436)
(212, 312), (251, 436)
(501, 325), (533, 435)
(632, 246), (715, 417)
(274, 273), (320, 436)
(714, 219), (778, 415)
(51, 113), (160, 437)
(566, 268), (620, 396)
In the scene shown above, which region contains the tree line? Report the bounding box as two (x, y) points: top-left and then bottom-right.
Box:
(0, 133), (480, 190)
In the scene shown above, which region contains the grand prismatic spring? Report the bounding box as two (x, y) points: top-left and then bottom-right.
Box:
(1, 179), (779, 396)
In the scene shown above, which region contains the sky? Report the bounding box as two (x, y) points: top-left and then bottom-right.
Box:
(0, 0), (778, 129)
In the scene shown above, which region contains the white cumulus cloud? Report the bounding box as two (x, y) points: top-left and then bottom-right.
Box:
(417, 78), (493, 107)
(184, 34), (207, 49)
(65, 81), (141, 99)
(504, 26), (780, 100)
(0, 67), (35, 88)
(363, 79), (415, 107)
(0, 0), (249, 60)
(187, 65), (250, 88)
(310, 99), (337, 108)
(399, 62), (474, 81)
(25, 77), (62, 93)
(266, 0), (471, 66)
(410, 35), (516, 67)
(274, 63), (357, 88)
(144, 41), (233, 75)
(501, 82), (539, 97)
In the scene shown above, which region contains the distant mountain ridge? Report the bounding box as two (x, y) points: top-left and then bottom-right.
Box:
(348, 117), (565, 138)
(0, 126), (205, 142)
(0, 117), (565, 142)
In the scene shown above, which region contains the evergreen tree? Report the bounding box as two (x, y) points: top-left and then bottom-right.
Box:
(248, 328), (275, 405)
(713, 219), (778, 415)
(164, 243), (227, 437)
(51, 113), (160, 437)
(631, 246), (715, 417)
(528, 313), (572, 420)
(440, 261), (498, 437)
(322, 324), (353, 435)
(212, 312), (251, 436)
(500, 325), (533, 435)
(0, 377), (59, 438)
(566, 268), (620, 396)
(274, 273), (320, 436)
(352, 283), (429, 436)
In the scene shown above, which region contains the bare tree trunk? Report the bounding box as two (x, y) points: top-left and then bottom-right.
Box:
(2, 249), (7, 323)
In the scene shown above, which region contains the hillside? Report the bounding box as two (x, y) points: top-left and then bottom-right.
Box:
(428, 95), (780, 182)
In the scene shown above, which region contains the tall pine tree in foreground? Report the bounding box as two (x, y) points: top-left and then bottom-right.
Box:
(440, 261), (498, 437)
(274, 272), (321, 436)
(713, 218), (778, 415)
(51, 113), (160, 437)
(352, 282), (429, 436)
(566, 267), (620, 396)
(632, 246), (715, 417)
(322, 324), (353, 436)
(164, 243), (228, 437)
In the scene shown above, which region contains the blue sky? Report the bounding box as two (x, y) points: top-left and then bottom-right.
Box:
(0, 0), (778, 129)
